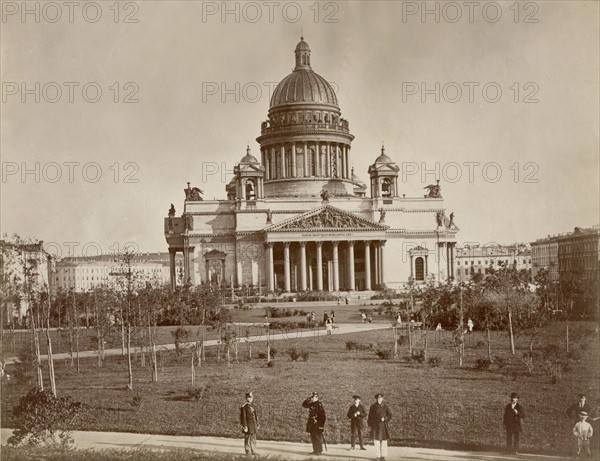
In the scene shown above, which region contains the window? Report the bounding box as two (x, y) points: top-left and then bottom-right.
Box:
(415, 257), (425, 281)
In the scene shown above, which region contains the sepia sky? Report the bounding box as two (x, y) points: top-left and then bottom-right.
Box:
(1, 0), (599, 256)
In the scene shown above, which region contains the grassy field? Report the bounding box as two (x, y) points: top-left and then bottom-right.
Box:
(2, 320), (599, 457)
(1, 301), (390, 358)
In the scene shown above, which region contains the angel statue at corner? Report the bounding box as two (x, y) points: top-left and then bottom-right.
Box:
(424, 180), (442, 198)
(184, 182), (204, 201)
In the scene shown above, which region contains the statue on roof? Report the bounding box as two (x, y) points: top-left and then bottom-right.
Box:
(168, 203), (176, 217)
(185, 182), (204, 201)
(424, 180), (442, 198)
(320, 188), (330, 202)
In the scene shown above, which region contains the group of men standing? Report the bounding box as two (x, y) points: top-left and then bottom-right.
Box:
(241, 391), (597, 459)
(302, 392), (392, 460)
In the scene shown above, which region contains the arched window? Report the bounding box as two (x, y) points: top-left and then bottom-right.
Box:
(415, 257), (425, 281)
(245, 179), (256, 200)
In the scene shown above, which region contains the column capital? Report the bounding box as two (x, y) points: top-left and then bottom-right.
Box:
(347, 240), (355, 246)
(299, 241), (307, 247)
(264, 242), (274, 249)
(380, 240), (386, 247)
(364, 240), (371, 246)
(332, 241), (339, 248)
(284, 242), (290, 248)
(316, 241), (323, 247)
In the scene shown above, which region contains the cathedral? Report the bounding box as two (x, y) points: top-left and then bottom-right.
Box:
(165, 38), (458, 293)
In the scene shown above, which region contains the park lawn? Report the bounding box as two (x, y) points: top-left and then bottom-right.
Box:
(2, 301), (391, 358)
(2, 321), (598, 457)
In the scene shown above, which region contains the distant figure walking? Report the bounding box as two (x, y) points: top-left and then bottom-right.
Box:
(573, 411), (593, 457)
(310, 311), (316, 323)
(240, 392), (259, 455)
(302, 392), (326, 455)
(325, 317), (334, 335)
(467, 318), (474, 333)
(361, 312), (367, 323)
(395, 311), (402, 326)
(368, 393), (392, 461)
(503, 392), (525, 454)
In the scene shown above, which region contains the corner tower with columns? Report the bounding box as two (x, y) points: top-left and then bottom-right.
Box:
(165, 38), (459, 293)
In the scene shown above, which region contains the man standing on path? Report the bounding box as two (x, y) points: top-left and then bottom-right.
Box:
(368, 393), (392, 461)
(503, 392), (525, 454)
(302, 392), (326, 455)
(347, 395), (367, 450)
(240, 392), (259, 456)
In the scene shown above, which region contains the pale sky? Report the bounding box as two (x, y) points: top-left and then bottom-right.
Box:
(1, 0), (598, 257)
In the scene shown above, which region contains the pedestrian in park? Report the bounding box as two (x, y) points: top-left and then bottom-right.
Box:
(368, 393), (392, 461)
(330, 310), (335, 322)
(467, 318), (474, 333)
(347, 395), (367, 450)
(361, 312), (367, 323)
(325, 316), (334, 335)
(302, 392), (326, 455)
(503, 392), (525, 454)
(573, 411), (593, 457)
(240, 392), (259, 456)
(311, 311), (316, 323)
(567, 394), (592, 423)
(395, 311), (402, 326)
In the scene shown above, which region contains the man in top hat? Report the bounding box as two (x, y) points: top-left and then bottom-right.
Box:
(347, 395), (367, 450)
(503, 392), (525, 454)
(240, 391), (259, 455)
(302, 392), (326, 455)
(368, 393), (393, 461)
(567, 394), (592, 423)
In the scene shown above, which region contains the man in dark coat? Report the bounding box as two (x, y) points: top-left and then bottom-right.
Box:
(347, 395), (367, 450)
(302, 392), (326, 454)
(240, 392), (259, 455)
(368, 393), (392, 461)
(503, 392), (525, 454)
(566, 393), (592, 423)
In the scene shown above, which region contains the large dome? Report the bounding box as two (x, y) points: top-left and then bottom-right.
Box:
(269, 37), (338, 109)
(270, 71), (338, 108)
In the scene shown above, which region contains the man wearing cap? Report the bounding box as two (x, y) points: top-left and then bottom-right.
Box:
(566, 394), (592, 423)
(347, 395), (367, 450)
(368, 393), (393, 461)
(302, 392), (327, 455)
(240, 392), (259, 455)
(503, 392), (525, 454)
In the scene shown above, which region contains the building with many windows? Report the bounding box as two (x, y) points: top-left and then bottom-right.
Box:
(49, 253), (183, 294)
(164, 38), (459, 292)
(454, 243), (532, 281)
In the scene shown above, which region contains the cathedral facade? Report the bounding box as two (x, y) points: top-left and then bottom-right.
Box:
(164, 38), (458, 293)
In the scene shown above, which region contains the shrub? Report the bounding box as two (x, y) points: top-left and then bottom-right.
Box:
(474, 357), (492, 371)
(427, 356), (442, 367)
(186, 385), (210, 401)
(544, 359), (562, 384)
(8, 388), (82, 447)
(257, 352), (266, 360)
(494, 355), (508, 370)
(130, 394), (143, 409)
(300, 350), (310, 361)
(396, 336), (407, 346)
(375, 349), (392, 360)
(171, 327), (189, 357)
(267, 360), (274, 368)
(474, 340), (486, 348)
(410, 350), (426, 363)
(345, 341), (371, 351)
(287, 347), (300, 361)
(541, 343), (561, 360)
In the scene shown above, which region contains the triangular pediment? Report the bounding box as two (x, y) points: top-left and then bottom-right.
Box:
(265, 205), (388, 232)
